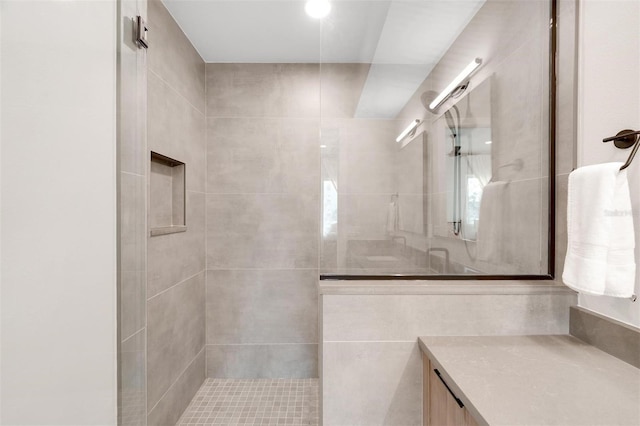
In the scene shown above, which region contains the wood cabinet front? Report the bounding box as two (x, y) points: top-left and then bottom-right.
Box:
(423, 353), (479, 426)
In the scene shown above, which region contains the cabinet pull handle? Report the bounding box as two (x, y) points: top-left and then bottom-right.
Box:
(434, 369), (465, 408)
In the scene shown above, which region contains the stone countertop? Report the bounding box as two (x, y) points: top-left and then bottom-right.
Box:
(419, 335), (640, 426)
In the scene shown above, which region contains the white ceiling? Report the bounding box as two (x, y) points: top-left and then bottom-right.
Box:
(162, 0), (484, 64)
(162, 0), (485, 117)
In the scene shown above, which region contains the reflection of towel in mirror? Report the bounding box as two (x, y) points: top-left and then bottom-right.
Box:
(386, 201), (402, 233)
(562, 163), (636, 298)
(476, 181), (508, 262)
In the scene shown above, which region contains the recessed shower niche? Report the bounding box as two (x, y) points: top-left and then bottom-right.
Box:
(149, 151), (186, 236)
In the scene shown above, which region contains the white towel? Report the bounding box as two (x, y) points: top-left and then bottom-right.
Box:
(562, 163), (636, 297)
(386, 201), (402, 233)
(476, 181), (508, 262)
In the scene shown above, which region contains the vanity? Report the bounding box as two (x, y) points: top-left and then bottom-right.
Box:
(420, 335), (640, 426)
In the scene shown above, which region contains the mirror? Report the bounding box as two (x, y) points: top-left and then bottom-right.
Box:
(315, 0), (553, 277)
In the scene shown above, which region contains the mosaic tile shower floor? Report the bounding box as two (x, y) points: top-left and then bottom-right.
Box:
(177, 378), (319, 425)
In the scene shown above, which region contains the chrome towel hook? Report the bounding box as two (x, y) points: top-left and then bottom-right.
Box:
(602, 129), (640, 170)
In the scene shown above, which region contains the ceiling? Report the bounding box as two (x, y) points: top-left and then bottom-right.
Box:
(162, 0), (484, 64)
(162, 0), (486, 117)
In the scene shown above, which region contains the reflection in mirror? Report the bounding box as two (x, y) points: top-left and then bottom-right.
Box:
(320, 0), (552, 277)
(441, 78), (492, 242)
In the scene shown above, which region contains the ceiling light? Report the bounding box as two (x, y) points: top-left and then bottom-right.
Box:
(485, 140), (492, 145)
(429, 58), (482, 111)
(396, 119), (421, 143)
(305, 0), (331, 19)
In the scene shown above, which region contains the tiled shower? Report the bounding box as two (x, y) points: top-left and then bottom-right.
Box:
(2, 0), (639, 425)
(119, 0), (563, 423)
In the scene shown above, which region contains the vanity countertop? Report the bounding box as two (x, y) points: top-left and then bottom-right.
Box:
(419, 335), (640, 426)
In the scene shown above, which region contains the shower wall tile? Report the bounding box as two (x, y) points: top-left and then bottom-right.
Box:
(148, 191), (205, 298)
(148, 71), (206, 193)
(119, 0), (147, 177)
(119, 329), (146, 426)
(144, 0), (207, 420)
(206, 117), (320, 194)
(206, 344), (318, 379)
(120, 172), (146, 340)
(338, 193), (391, 242)
(206, 193), (318, 270)
(206, 63), (320, 118)
(320, 63), (370, 118)
(323, 118), (399, 194)
(206, 269), (318, 344)
(148, 0), (205, 113)
(205, 63), (321, 379)
(147, 272), (206, 412)
(119, 0), (148, 423)
(147, 348), (205, 426)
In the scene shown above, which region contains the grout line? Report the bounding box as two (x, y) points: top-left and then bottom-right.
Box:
(121, 170), (146, 179)
(185, 189), (206, 195)
(204, 62), (209, 378)
(147, 270), (205, 302)
(322, 340), (420, 344)
(148, 68), (205, 116)
(205, 343), (318, 346)
(121, 326), (145, 345)
(207, 116), (322, 120)
(204, 192), (321, 196)
(205, 268), (319, 271)
(148, 346), (205, 416)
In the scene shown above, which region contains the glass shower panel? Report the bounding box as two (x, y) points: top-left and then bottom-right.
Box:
(319, 0), (552, 277)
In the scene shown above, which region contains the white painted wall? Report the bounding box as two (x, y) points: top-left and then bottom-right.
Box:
(576, 0), (640, 327)
(1, 1), (118, 423)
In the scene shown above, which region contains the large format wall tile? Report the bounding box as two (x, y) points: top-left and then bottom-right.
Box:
(148, 72), (206, 193)
(206, 193), (318, 269)
(322, 341), (422, 426)
(148, 0), (205, 113)
(207, 117), (319, 194)
(323, 118), (399, 195)
(147, 272), (205, 411)
(147, 348), (205, 426)
(148, 191), (205, 298)
(206, 63), (320, 118)
(206, 269), (318, 344)
(206, 344), (318, 378)
(322, 293), (576, 342)
(320, 63), (370, 118)
(120, 172), (146, 340)
(119, 329), (146, 426)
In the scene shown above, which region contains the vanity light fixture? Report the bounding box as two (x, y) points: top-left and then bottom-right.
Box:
(396, 119), (422, 143)
(429, 58), (482, 111)
(305, 0), (331, 19)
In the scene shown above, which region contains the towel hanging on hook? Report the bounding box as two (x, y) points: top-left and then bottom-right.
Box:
(601, 129), (639, 302)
